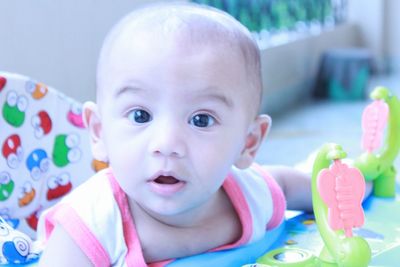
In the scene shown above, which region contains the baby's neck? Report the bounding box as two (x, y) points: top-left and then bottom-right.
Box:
(129, 188), (241, 262)
(130, 188), (229, 227)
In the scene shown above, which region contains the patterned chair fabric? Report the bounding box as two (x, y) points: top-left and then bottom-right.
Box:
(0, 72), (94, 239)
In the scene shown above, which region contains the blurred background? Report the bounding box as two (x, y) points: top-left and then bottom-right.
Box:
(1, 0), (399, 165)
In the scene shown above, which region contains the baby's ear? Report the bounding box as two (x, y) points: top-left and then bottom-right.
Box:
(83, 102), (108, 162)
(234, 114), (271, 169)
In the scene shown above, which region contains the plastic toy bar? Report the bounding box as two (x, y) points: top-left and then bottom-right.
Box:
(353, 87), (400, 197)
(246, 144), (371, 267)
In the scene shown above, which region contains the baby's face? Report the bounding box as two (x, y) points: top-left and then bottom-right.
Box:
(97, 29), (257, 216)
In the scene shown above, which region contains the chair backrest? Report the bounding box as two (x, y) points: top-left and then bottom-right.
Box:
(0, 72), (94, 238)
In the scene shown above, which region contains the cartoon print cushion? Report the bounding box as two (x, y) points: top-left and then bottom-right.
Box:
(0, 72), (94, 239)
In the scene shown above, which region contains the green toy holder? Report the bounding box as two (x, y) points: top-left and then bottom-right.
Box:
(354, 87), (400, 197)
(245, 87), (400, 267)
(253, 144), (371, 267)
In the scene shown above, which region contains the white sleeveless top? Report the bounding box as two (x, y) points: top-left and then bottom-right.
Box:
(38, 164), (285, 267)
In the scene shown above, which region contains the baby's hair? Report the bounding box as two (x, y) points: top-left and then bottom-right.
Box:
(96, 2), (263, 115)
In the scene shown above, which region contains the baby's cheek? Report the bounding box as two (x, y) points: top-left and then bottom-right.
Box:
(200, 148), (235, 179)
(113, 170), (137, 195)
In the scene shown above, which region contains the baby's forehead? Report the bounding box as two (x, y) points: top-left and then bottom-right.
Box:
(102, 3), (256, 61)
(97, 3), (262, 115)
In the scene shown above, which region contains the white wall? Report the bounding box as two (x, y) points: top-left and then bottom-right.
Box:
(386, 0), (400, 72)
(260, 24), (362, 114)
(347, 0), (385, 71)
(347, 0), (400, 73)
(0, 0), (161, 102)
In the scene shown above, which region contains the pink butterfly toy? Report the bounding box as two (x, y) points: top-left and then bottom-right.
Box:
(318, 160), (365, 237)
(361, 99), (389, 153)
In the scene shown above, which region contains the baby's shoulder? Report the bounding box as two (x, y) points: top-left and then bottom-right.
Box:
(229, 163), (273, 189)
(228, 164), (275, 210)
(40, 169), (127, 265)
(55, 169), (121, 230)
(62, 169), (113, 205)
(229, 163), (286, 233)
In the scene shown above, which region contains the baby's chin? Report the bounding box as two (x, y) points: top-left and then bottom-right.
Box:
(139, 201), (197, 220)
(136, 194), (212, 221)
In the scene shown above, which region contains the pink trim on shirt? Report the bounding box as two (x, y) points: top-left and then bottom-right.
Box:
(210, 174), (253, 251)
(107, 170), (148, 267)
(107, 171), (173, 267)
(252, 163), (286, 229)
(44, 203), (111, 267)
(44, 205), (58, 240)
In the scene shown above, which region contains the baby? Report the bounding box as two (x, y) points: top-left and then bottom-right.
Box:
(38, 2), (313, 266)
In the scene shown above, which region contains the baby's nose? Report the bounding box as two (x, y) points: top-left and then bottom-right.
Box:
(149, 122), (186, 158)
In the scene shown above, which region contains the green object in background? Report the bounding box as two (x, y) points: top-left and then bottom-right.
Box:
(328, 67), (370, 100)
(313, 48), (372, 100)
(190, 0), (337, 33)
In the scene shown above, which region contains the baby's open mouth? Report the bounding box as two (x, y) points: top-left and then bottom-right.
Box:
(149, 174), (186, 196)
(154, 175), (180, 185)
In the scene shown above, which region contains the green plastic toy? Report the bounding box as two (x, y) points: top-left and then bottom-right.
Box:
(354, 87), (400, 197)
(245, 87), (400, 267)
(255, 144), (371, 267)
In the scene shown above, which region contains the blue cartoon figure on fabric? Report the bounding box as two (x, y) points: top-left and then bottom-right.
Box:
(0, 217), (32, 264)
(26, 149), (50, 180)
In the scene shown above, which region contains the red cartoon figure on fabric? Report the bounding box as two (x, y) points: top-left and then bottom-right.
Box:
(25, 80), (48, 100)
(2, 134), (23, 169)
(46, 172), (72, 201)
(67, 103), (85, 128)
(25, 207), (43, 231)
(31, 110), (52, 138)
(18, 182), (36, 207)
(0, 76), (6, 92)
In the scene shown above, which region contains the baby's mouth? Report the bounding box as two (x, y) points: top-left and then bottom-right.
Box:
(149, 174), (186, 196)
(153, 175), (180, 185)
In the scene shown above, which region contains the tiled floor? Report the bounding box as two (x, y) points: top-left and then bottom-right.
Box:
(256, 73), (400, 169)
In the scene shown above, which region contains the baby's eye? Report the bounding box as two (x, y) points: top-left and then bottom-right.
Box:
(189, 114), (215, 128)
(128, 109), (152, 124)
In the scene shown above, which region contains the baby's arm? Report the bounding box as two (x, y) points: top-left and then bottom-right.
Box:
(39, 224), (92, 267)
(264, 165), (373, 213)
(265, 165), (314, 212)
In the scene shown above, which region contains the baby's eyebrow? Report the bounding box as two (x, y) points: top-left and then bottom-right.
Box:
(193, 90), (233, 109)
(114, 85), (233, 108)
(114, 86), (143, 98)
